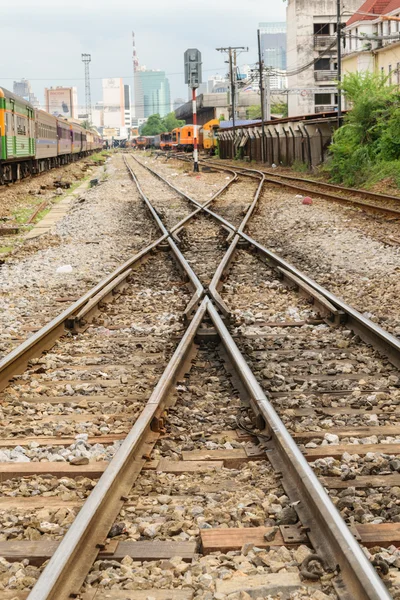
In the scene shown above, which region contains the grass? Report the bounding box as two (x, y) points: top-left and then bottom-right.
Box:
(291, 160), (309, 174)
(0, 245), (13, 254)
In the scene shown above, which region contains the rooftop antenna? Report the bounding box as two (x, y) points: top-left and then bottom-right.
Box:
(81, 53), (92, 123)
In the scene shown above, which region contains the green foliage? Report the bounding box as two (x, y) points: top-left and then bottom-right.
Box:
(292, 160), (309, 173)
(140, 112), (185, 136)
(141, 114), (166, 135)
(247, 105), (261, 119)
(271, 102), (288, 118)
(162, 112), (185, 132)
(246, 102), (288, 120)
(328, 71), (400, 187)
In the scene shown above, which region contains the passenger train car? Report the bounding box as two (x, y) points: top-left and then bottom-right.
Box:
(0, 87), (102, 183)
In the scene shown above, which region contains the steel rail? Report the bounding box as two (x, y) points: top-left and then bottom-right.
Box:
(28, 298), (208, 600)
(124, 155), (203, 315)
(131, 154), (237, 232)
(207, 299), (392, 600)
(21, 152), (400, 600)
(0, 235), (168, 391)
(140, 156), (400, 368)
(205, 159), (400, 218)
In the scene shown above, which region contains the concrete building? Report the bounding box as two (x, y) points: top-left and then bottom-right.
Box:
(342, 0), (400, 91)
(91, 102), (104, 129)
(173, 97), (186, 111)
(175, 91), (262, 125)
(198, 74), (229, 96)
(102, 78), (125, 128)
(13, 79), (40, 108)
(134, 67), (171, 118)
(124, 84), (132, 127)
(286, 0), (360, 116)
(259, 22), (287, 70)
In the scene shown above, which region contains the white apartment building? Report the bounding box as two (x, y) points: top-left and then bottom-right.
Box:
(287, 0), (360, 116)
(343, 0), (400, 88)
(102, 78), (125, 128)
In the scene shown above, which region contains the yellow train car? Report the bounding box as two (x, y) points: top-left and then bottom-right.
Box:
(201, 119), (220, 154)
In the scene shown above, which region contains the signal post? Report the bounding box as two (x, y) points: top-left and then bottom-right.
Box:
(184, 49), (202, 172)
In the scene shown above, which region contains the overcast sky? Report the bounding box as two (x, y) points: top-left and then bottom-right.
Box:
(1, 0), (287, 111)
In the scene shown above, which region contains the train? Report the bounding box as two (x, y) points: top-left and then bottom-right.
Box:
(131, 119), (220, 154)
(0, 87), (103, 184)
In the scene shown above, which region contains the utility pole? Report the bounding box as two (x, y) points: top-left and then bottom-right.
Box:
(257, 29), (266, 163)
(216, 46), (248, 159)
(81, 54), (92, 123)
(265, 68), (271, 121)
(337, 0), (342, 126)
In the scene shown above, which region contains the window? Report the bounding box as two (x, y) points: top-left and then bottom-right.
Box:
(381, 66), (385, 77)
(16, 116), (26, 136)
(315, 58), (330, 71)
(315, 93), (332, 105)
(314, 23), (330, 35)
(188, 130), (191, 137)
(397, 63), (400, 85)
(389, 65), (392, 84)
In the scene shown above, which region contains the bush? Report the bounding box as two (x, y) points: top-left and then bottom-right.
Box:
(327, 72), (400, 187)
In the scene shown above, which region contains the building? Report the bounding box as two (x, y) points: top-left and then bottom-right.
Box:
(91, 102), (104, 129)
(175, 91), (263, 125)
(259, 22), (287, 70)
(173, 97), (186, 111)
(134, 68), (171, 118)
(124, 84), (132, 127)
(45, 86), (78, 118)
(342, 0), (400, 91)
(102, 78), (125, 128)
(198, 74), (229, 96)
(286, 0), (360, 116)
(13, 79), (39, 108)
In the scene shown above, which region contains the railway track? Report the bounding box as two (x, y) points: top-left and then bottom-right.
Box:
(0, 152), (398, 599)
(200, 157), (400, 220)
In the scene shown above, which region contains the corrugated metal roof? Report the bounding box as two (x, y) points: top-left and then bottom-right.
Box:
(219, 119), (262, 129)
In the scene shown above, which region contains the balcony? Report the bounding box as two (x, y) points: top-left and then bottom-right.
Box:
(314, 35), (336, 51)
(315, 105), (337, 113)
(314, 70), (337, 82)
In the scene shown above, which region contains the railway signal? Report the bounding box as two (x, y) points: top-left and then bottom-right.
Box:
(184, 49), (202, 172)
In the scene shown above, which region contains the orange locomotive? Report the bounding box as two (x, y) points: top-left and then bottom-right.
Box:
(177, 125), (203, 151)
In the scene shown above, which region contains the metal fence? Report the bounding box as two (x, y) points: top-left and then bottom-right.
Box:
(218, 118), (336, 168)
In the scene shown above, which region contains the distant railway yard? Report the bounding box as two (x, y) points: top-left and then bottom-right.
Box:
(1, 150), (400, 600)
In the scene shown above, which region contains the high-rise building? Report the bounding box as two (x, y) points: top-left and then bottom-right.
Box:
(102, 78), (125, 128)
(259, 22), (287, 70)
(286, 0), (360, 116)
(124, 84), (132, 127)
(134, 68), (171, 118)
(13, 79), (40, 108)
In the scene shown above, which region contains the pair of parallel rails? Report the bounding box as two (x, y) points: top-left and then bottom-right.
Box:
(0, 153), (399, 599)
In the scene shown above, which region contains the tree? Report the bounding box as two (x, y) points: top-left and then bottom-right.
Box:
(140, 112), (185, 135)
(141, 114), (167, 135)
(246, 103), (288, 120)
(162, 112), (185, 131)
(271, 102), (288, 118)
(247, 105), (261, 119)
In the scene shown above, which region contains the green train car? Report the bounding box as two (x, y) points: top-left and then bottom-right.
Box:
(0, 87), (35, 183)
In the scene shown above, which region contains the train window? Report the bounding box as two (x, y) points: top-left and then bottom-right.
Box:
(16, 117), (26, 136)
(188, 130), (191, 137)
